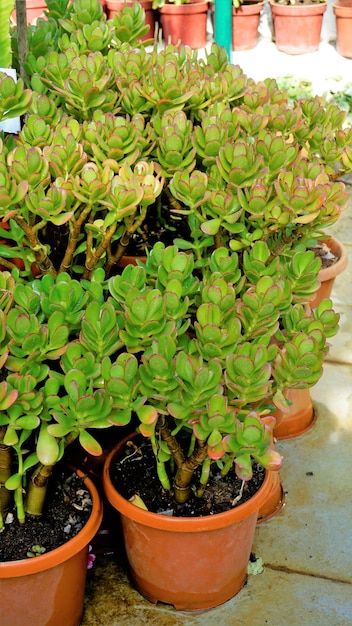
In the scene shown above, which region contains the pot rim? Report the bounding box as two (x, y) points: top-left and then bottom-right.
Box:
(159, 0), (209, 14)
(269, 0), (327, 12)
(332, 0), (352, 7)
(102, 432), (275, 532)
(318, 235), (348, 281)
(0, 472), (103, 578)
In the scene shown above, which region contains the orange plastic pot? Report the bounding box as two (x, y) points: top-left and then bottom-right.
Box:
(269, 1), (327, 54)
(159, 0), (209, 49)
(103, 434), (275, 610)
(333, 0), (352, 58)
(0, 474), (103, 626)
(273, 388), (316, 439)
(117, 254), (147, 268)
(310, 236), (348, 309)
(257, 470), (285, 523)
(232, 1), (264, 50)
(12, 0), (47, 24)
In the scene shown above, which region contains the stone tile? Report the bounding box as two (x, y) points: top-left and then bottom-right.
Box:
(328, 247), (352, 308)
(254, 363), (352, 583)
(190, 568), (352, 626)
(325, 305), (352, 365)
(328, 192), (352, 246)
(82, 556), (352, 626)
(82, 555), (352, 626)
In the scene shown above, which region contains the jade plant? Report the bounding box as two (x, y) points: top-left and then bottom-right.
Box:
(0, 236), (339, 522)
(106, 242), (338, 503)
(0, 268), (119, 526)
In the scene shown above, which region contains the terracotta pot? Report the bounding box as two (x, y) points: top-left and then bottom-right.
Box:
(273, 388), (316, 439)
(269, 1), (327, 54)
(159, 0), (209, 49)
(232, 1), (264, 50)
(333, 0), (352, 57)
(105, 0), (156, 40)
(103, 433), (275, 610)
(0, 474), (103, 626)
(257, 470), (285, 523)
(310, 236), (348, 309)
(12, 0), (47, 24)
(117, 254), (147, 268)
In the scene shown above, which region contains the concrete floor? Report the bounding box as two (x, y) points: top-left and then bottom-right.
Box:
(81, 41), (352, 626)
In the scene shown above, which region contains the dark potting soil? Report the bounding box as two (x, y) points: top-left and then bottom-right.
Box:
(110, 436), (265, 518)
(273, 0), (323, 5)
(0, 470), (93, 562)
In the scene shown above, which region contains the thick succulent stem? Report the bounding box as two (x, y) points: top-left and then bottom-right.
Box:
(59, 205), (92, 274)
(157, 415), (185, 468)
(24, 463), (54, 517)
(83, 222), (117, 279)
(14, 216), (57, 276)
(0, 257), (16, 271)
(173, 442), (208, 504)
(157, 415), (208, 503)
(105, 208), (147, 275)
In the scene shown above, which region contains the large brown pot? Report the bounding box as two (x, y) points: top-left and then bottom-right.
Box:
(232, 1), (264, 50)
(333, 0), (352, 57)
(105, 0), (156, 40)
(310, 236), (348, 309)
(269, 1), (327, 54)
(0, 474), (103, 626)
(159, 0), (209, 48)
(102, 433), (275, 610)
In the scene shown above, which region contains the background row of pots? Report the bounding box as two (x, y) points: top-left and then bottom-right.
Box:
(16, 0), (352, 58)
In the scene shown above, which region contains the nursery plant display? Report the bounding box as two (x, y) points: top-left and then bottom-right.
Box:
(0, 0), (351, 614)
(0, 269), (116, 624)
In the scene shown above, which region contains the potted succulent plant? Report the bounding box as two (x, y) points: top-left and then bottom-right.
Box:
(0, 270), (124, 625)
(269, 0), (327, 54)
(99, 238), (339, 609)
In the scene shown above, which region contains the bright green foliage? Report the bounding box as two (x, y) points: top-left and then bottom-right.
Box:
(154, 111), (196, 176)
(0, 73), (32, 123)
(0, 229), (340, 518)
(0, 0), (349, 515)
